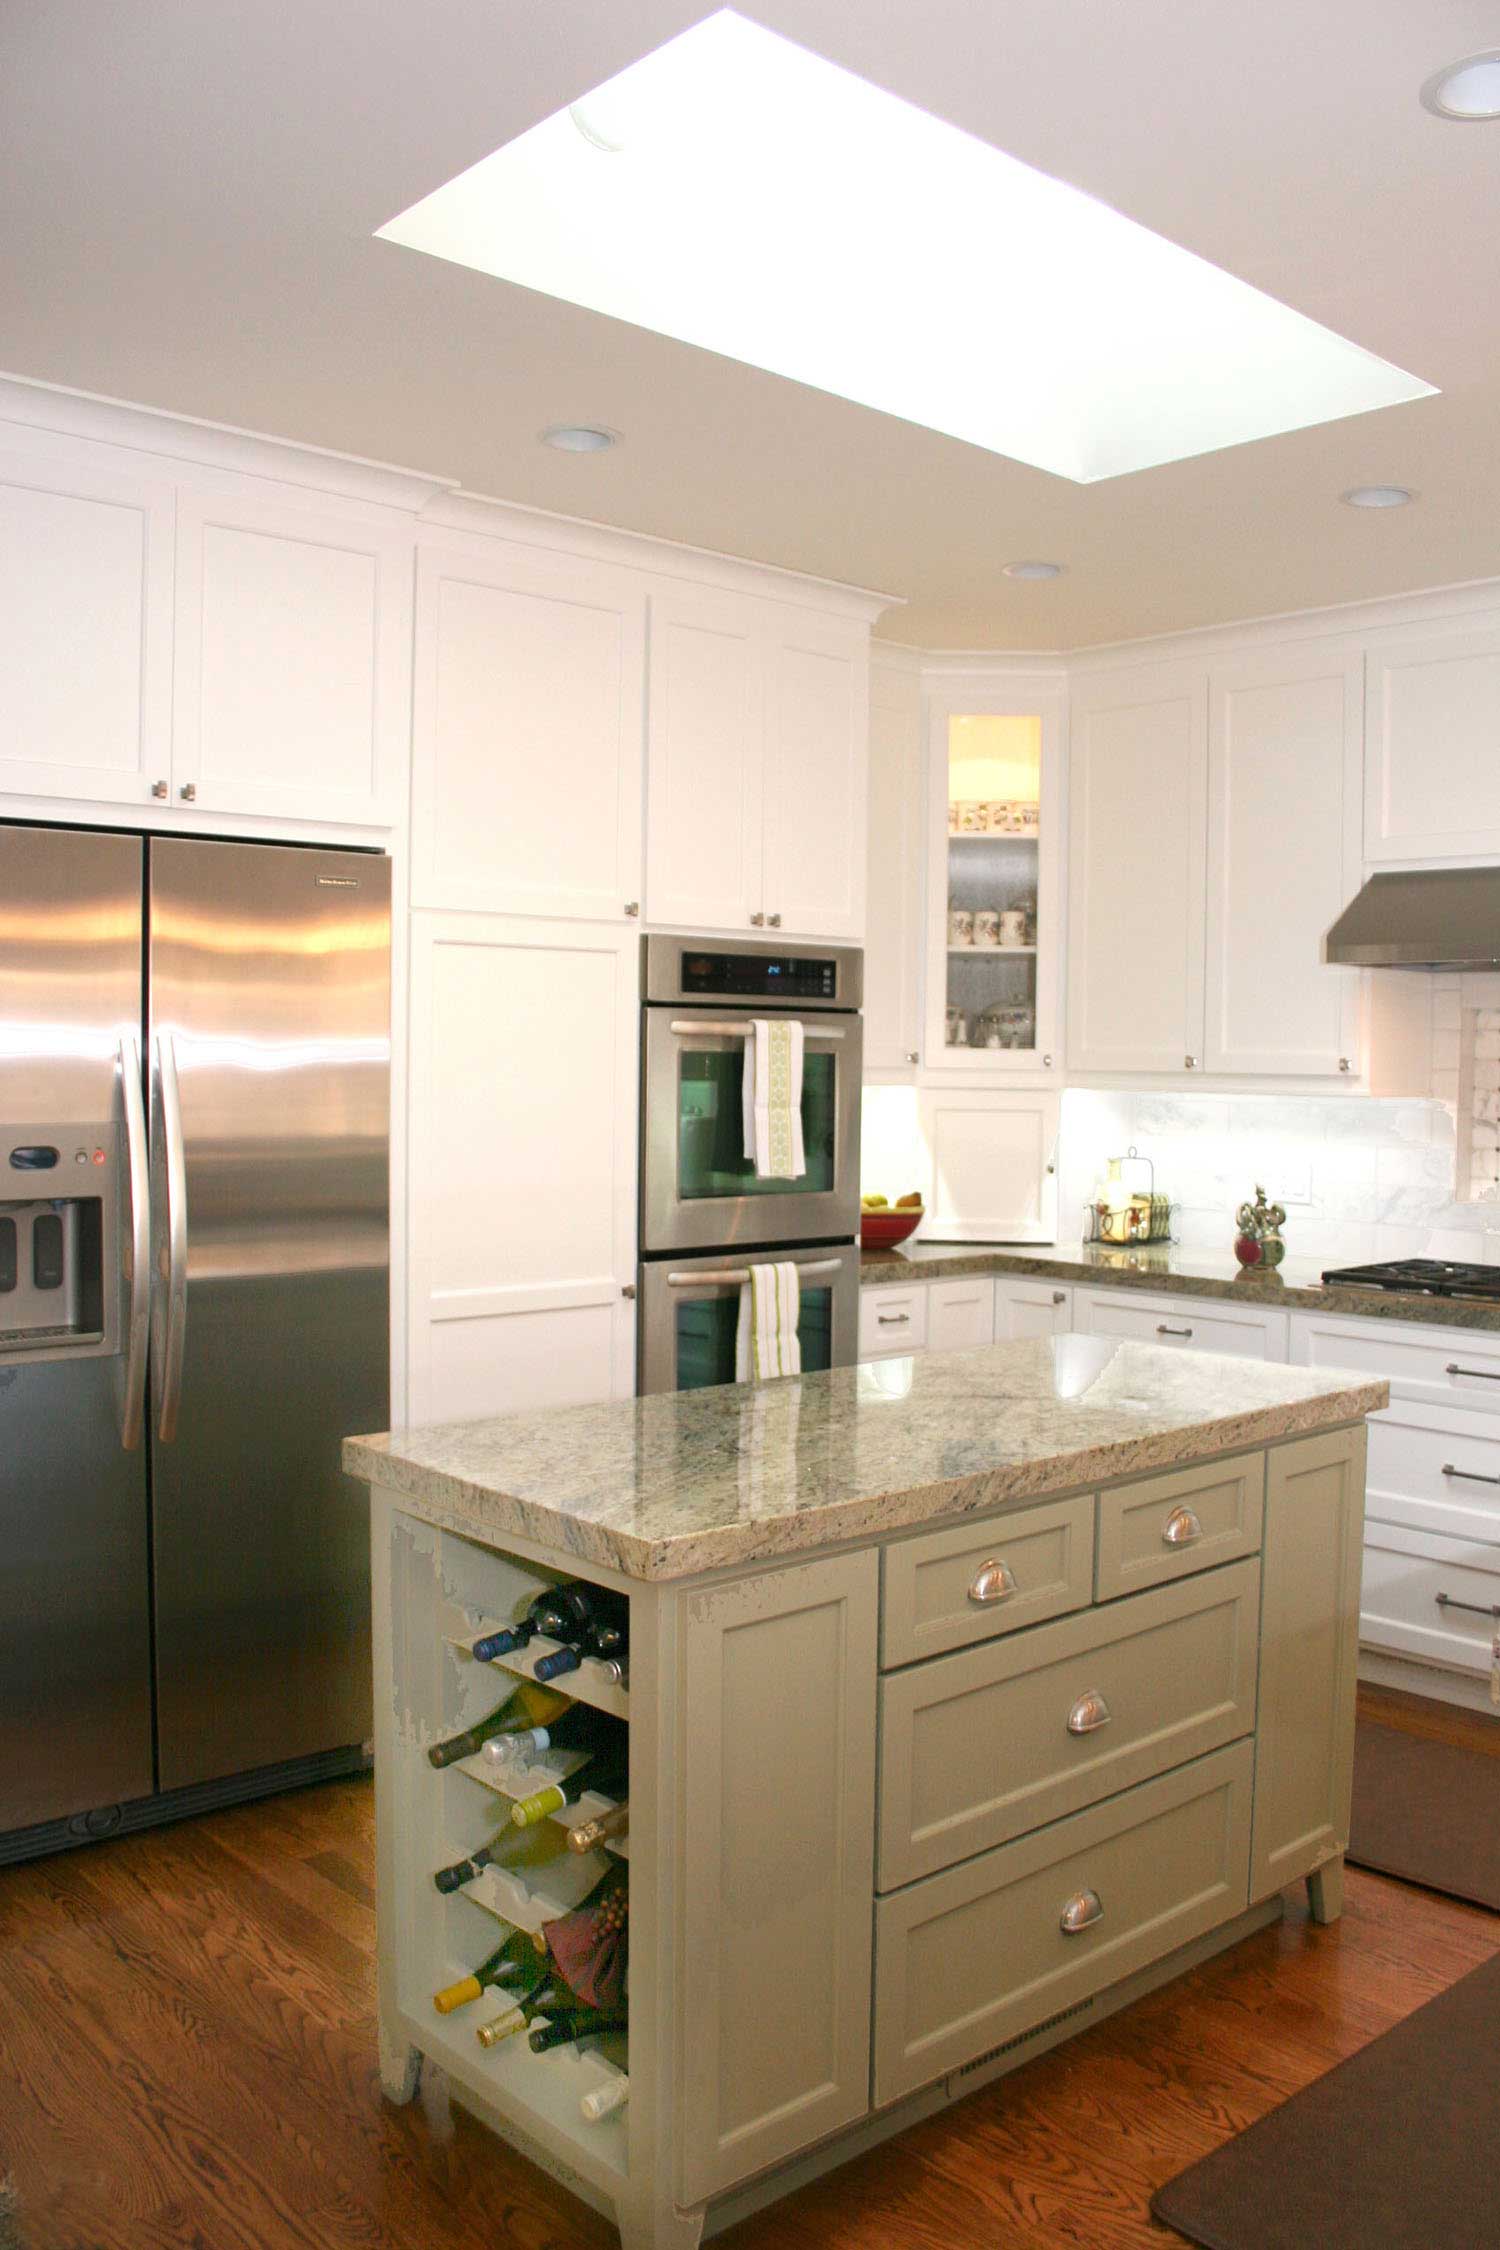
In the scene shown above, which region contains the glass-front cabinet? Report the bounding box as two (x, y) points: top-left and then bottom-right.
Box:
(923, 687), (1063, 1075)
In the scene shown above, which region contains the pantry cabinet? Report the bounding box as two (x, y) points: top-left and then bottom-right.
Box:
(1365, 620), (1500, 862)
(1068, 647), (1362, 1078)
(645, 586), (868, 941)
(406, 913), (638, 1425)
(0, 443), (174, 805)
(411, 539), (646, 919)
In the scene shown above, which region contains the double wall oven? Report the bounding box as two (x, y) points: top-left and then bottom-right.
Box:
(638, 936), (863, 1393)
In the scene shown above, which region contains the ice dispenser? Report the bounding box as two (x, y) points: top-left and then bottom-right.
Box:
(0, 1129), (119, 1359)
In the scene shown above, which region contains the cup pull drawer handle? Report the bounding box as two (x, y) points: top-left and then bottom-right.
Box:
(1446, 1363), (1500, 1382)
(1067, 1690), (1111, 1735)
(968, 1560), (1017, 1605)
(1060, 1888), (1104, 1935)
(1162, 1506), (1204, 1546)
(1441, 1462), (1500, 1486)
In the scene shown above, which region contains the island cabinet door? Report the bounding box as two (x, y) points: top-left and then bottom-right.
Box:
(1250, 1426), (1367, 1902)
(677, 1550), (878, 2206)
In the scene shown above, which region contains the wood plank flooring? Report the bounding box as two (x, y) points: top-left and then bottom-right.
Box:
(1, 1687), (1495, 2250)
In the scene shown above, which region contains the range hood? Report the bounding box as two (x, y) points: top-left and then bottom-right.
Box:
(1326, 869), (1500, 970)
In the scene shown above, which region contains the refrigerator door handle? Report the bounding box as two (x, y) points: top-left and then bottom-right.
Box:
(118, 1033), (151, 1451)
(151, 1031), (188, 1444)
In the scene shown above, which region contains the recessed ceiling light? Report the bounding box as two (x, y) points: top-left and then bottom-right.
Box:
(1421, 51), (1500, 120)
(1341, 485), (1414, 509)
(1003, 560), (1064, 580)
(539, 423), (619, 453)
(377, 9), (1436, 485)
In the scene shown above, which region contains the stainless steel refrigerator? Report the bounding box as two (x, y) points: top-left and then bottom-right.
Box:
(0, 823), (390, 1859)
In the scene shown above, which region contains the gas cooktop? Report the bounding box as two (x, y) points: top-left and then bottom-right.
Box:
(1320, 1257), (1500, 1302)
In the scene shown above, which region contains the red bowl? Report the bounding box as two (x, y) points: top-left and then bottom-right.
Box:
(860, 1207), (923, 1250)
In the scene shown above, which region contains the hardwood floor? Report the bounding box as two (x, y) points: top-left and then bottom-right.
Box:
(1, 1688), (1495, 2250)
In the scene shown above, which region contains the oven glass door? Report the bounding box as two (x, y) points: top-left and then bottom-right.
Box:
(638, 1247), (860, 1394)
(643, 1011), (862, 1252)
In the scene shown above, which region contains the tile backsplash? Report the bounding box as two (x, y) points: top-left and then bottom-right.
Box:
(1058, 1087), (1482, 1264)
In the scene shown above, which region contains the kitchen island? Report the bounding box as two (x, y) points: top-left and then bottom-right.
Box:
(345, 1338), (1388, 2250)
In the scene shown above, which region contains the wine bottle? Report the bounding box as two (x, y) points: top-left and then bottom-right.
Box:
(510, 1759), (628, 1832)
(566, 1800), (630, 1854)
(432, 1833), (521, 1894)
(426, 1678), (571, 1768)
(532, 1587), (631, 1682)
(471, 1589), (571, 1664)
(527, 2009), (630, 2055)
(478, 1700), (612, 1775)
(431, 1933), (537, 2015)
(474, 1979), (575, 2049)
(580, 2075), (630, 2124)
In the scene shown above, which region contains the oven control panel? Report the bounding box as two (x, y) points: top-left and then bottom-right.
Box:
(679, 951), (839, 1002)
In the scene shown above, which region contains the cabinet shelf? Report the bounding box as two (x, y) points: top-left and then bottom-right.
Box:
(464, 1842), (612, 1935)
(946, 945), (1036, 956)
(449, 1625), (631, 1720)
(454, 1750), (630, 1860)
(416, 2004), (629, 2187)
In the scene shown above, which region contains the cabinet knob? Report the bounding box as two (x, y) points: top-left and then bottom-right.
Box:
(767, 912), (782, 928)
(179, 782), (197, 803)
(1338, 1056), (1351, 1073)
(906, 1050), (920, 1065)
(1184, 1054), (1197, 1070)
(151, 779), (169, 800)
(1042, 1053), (1054, 1068)
(623, 901), (640, 918)
(1052, 1290), (1068, 1305)
(968, 1559), (1017, 1605)
(1059, 1887), (1104, 1935)
(750, 912), (766, 928)
(1066, 1689), (1112, 1736)
(620, 1283), (637, 1300)
(1162, 1504), (1204, 1546)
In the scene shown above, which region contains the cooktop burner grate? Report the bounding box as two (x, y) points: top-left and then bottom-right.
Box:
(1320, 1256), (1500, 1301)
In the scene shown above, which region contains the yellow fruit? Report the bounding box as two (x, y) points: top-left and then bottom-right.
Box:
(895, 1192), (924, 1209)
(862, 1193), (889, 1209)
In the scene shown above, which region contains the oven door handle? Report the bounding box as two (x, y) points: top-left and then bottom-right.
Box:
(666, 1258), (845, 1287)
(667, 1018), (846, 1040)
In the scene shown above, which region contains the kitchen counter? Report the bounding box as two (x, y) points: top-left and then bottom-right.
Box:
(862, 1237), (1500, 1331)
(344, 1338), (1384, 1582)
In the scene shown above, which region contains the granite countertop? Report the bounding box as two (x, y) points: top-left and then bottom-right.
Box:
(862, 1239), (1500, 1332)
(345, 1339), (1386, 1582)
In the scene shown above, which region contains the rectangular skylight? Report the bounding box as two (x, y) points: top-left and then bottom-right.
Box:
(377, 9), (1435, 483)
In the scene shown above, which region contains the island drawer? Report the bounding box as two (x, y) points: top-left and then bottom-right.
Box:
(1095, 1451), (1265, 1600)
(880, 1496), (1095, 1668)
(873, 1740), (1254, 2106)
(877, 1561), (1261, 1888)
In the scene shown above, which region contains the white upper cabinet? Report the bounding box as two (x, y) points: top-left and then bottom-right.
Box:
(0, 445), (174, 805)
(1067, 662), (1207, 1075)
(864, 659), (923, 1071)
(645, 582), (764, 932)
(645, 584), (869, 939)
(1365, 621), (1500, 862)
(412, 539), (645, 918)
(1203, 646), (1363, 1076)
(917, 1089), (1061, 1242)
(174, 489), (413, 827)
(762, 604), (868, 940)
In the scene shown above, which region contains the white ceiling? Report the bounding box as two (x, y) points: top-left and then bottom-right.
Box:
(2, 0), (1497, 649)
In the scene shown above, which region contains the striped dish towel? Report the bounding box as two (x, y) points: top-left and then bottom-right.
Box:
(735, 1261), (803, 1380)
(741, 1017), (806, 1180)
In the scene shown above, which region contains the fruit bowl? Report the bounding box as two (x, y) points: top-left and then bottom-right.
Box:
(860, 1205), (923, 1250)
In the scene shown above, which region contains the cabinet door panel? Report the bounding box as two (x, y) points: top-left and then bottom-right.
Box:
(407, 915), (638, 1421)
(994, 1277), (1073, 1338)
(1250, 1426), (1365, 1901)
(762, 607), (867, 939)
(645, 586), (764, 931)
(863, 658), (923, 1068)
(1067, 667), (1206, 1074)
(926, 1276), (996, 1353)
(679, 1551), (877, 2204)
(1205, 650), (1362, 1075)
(413, 542), (644, 916)
(175, 491), (411, 824)
(1366, 624), (1500, 861)
(918, 1092), (1059, 1243)
(0, 448), (173, 804)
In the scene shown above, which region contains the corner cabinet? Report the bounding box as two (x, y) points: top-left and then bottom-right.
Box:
(922, 680), (1064, 1077)
(1068, 646), (1363, 1079)
(645, 586), (869, 941)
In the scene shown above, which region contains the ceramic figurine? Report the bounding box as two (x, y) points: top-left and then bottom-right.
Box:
(1234, 1184), (1286, 1269)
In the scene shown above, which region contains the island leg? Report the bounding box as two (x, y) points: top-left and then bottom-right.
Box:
(1306, 1855), (1345, 1926)
(617, 2194), (705, 2250)
(378, 2018), (422, 2105)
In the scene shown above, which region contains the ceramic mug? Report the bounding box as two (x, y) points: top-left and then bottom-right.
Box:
(945, 1005), (970, 1046)
(958, 803), (986, 834)
(973, 908), (1001, 948)
(947, 907), (975, 946)
(999, 907), (1028, 947)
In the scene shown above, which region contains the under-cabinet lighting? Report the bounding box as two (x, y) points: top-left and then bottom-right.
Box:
(377, 10), (1436, 483)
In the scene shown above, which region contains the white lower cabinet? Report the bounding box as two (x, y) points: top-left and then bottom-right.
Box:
(406, 914), (638, 1422)
(859, 1285), (927, 1360)
(1073, 1287), (1289, 1362)
(926, 1276), (996, 1353)
(1290, 1307), (1500, 1413)
(1359, 1518), (1500, 1679)
(994, 1275), (1073, 1338)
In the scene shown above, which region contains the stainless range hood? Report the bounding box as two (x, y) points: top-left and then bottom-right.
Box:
(1326, 868), (1500, 970)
